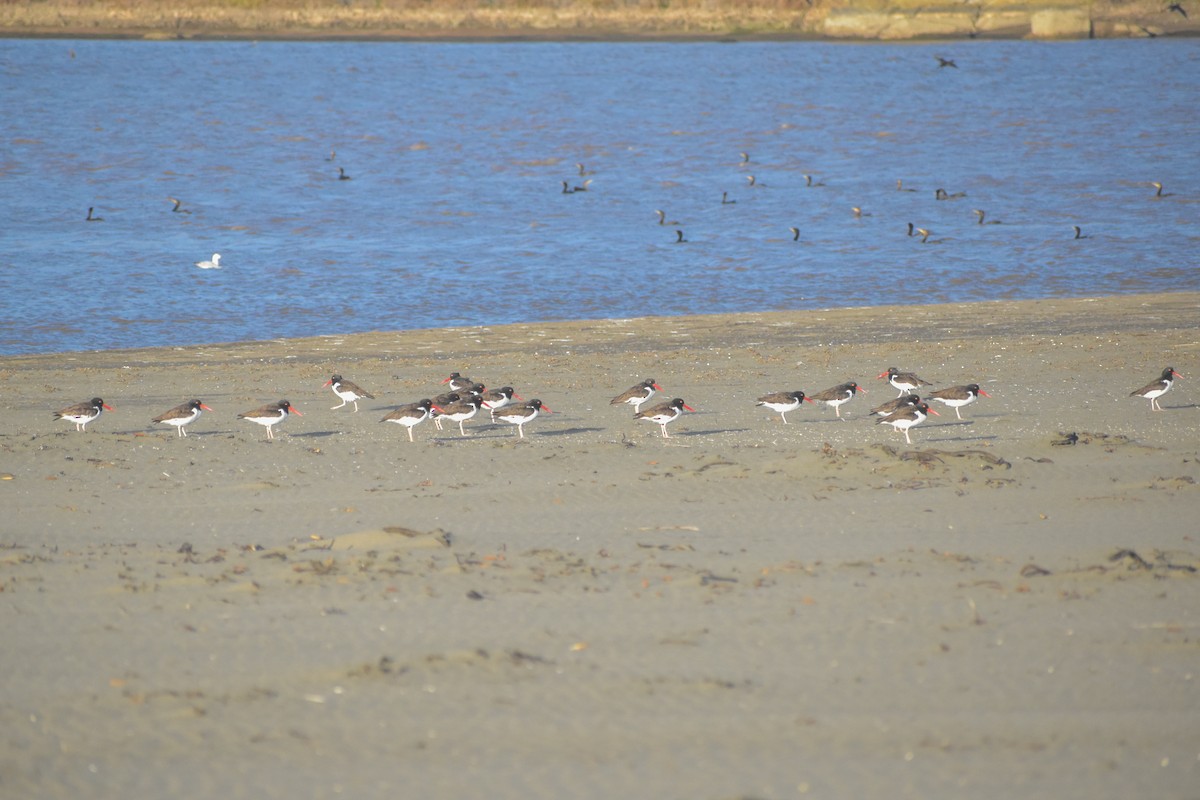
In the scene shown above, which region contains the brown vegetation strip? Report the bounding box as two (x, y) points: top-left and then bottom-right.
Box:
(0, 0), (823, 39)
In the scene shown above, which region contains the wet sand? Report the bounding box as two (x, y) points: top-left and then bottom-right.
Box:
(2, 293), (1199, 798)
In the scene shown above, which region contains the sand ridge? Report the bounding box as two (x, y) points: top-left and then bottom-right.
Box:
(2, 293), (1199, 798)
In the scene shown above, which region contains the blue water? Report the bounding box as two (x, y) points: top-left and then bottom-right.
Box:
(1, 39), (1197, 355)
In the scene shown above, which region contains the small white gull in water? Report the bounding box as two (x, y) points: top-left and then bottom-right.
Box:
(195, 253), (222, 269)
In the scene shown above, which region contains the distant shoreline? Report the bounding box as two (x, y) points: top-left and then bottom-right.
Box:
(5, 28), (1198, 43)
(2, 0), (1197, 42)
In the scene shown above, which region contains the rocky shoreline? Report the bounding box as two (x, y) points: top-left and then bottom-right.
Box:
(1, 0), (1196, 41)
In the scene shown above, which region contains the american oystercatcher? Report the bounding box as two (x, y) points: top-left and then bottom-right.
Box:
(53, 397), (113, 431)
(809, 382), (865, 419)
(324, 374), (375, 412)
(755, 391), (813, 424)
(195, 253), (221, 269)
(437, 395), (483, 436)
(431, 390), (464, 406)
(878, 367), (933, 397)
(869, 394), (921, 418)
(634, 397), (694, 439)
(877, 401), (940, 445)
(441, 372), (476, 392)
(237, 400), (301, 440)
(1130, 367), (1182, 411)
(430, 391), (461, 430)
(434, 383), (483, 428)
(493, 399), (551, 438)
(927, 384), (990, 420)
(480, 386), (522, 419)
(610, 379), (663, 412)
(152, 399), (212, 437)
(381, 399), (438, 442)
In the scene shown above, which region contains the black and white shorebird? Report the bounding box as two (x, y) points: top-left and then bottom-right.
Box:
(429, 391), (461, 430)
(809, 382), (865, 419)
(437, 395), (483, 436)
(755, 390), (813, 424)
(324, 374), (375, 412)
(480, 386), (522, 419)
(634, 397), (694, 438)
(1130, 366), (1182, 411)
(381, 399), (438, 442)
(237, 400), (301, 440)
(53, 397), (113, 432)
(152, 399), (212, 437)
(869, 394), (922, 418)
(610, 379), (663, 412)
(878, 367), (933, 397)
(878, 401), (940, 445)
(493, 399), (551, 438)
(926, 384), (991, 420)
(441, 372), (476, 392)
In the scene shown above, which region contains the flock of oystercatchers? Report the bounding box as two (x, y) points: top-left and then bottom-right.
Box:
(49, 366), (1182, 445)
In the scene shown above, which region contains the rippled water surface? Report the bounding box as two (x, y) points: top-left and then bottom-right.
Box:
(1, 38), (1197, 354)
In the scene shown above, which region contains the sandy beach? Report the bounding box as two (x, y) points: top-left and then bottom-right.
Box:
(2, 293), (1198, 798)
